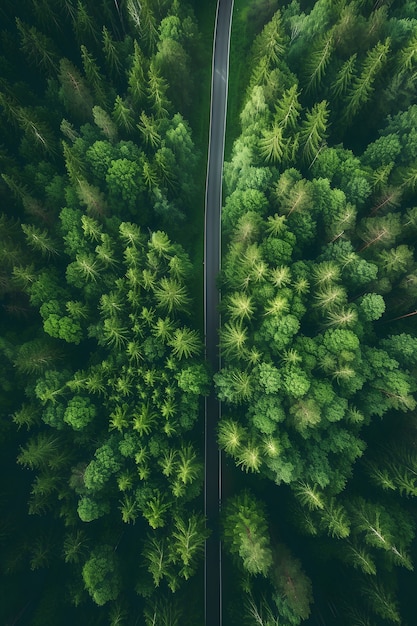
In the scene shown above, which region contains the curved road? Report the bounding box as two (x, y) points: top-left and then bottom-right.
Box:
(204, 0), (234, 625)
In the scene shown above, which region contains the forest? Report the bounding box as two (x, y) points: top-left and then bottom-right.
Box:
(0, 0), (417, 625)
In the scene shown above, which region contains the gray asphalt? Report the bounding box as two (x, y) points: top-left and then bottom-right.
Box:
(204, 1), (234, 625)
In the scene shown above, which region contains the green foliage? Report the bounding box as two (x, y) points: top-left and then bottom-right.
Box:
(223, 491), (273, 576)
(218, 3), (417, 621)
(82, 545), (122, 606)
(343, 39), (390, 123)
(64, 396), (96, 430)
(299, 100), (329, 164)
(2, 1), (417, 623)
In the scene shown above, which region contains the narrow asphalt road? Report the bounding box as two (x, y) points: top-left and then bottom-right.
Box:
(204, 1), (234, 625)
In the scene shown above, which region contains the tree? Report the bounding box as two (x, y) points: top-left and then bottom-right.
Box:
(361, 579), (401, 624)
(127, 40), (147, 106)
(106, 158), (143, 212)
(142, 535), (173, 587)
(81, 46), (107, 108)
(73, 1), (99, 45)
(15, 18), (58, 74)
(217, 419), (247, 456)
(357, 213), (401, 253)
(252, 10), (286, 67)
(331, 53), (357, 99)
(223, 491), (273, 576)
(275, 84), (302, 131)
(292, 482), (325, 511)
(63, 530), (88, 564)
(236, 441), (262, 473)
(319, 498), (350, 539)
(259, 124), (285, 163)
(155, 38), (191, 110)
(289, 399), (321, 433)
(58, 58), (93, 120)
(102, 26), (122, 77)
(299, 100), (329, 164)
(154, 278), (190, 314)
(82, 545), (122, 606)
(170, 513), (208, 580)
(304, 33), (333, 94)
(169, 327), (202, 359)
(269, 542), (313, 622)
(112, 95), (135, 133)
(64, 395), (96, 430)
(358, 293), (385, 321)
(21, 223), (59, 257)
(219, 321), (248, 360)
(83, 440), (122, 491)
(42, 312), (83, 344)
(17, 433), (62, 470)
(141, 491), (170, 529)
(92, 106), (117, 143)
(137, 113), (160, 150)
(343, 39), (390, 123)
(147, 61), (170, 118)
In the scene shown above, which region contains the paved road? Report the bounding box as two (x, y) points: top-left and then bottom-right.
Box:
(204, 0), (234, 625)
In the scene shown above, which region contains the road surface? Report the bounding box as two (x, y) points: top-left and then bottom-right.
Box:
(204, 0), (234, 625)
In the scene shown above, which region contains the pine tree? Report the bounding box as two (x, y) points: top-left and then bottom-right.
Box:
(259, 124), (285, 163)
(223, 491), (273, 576)
(225, 293), (255, 322)
(73, 1), (99, 45)
(275, 84), (302, 131)
(252, 10), (286, 67)
(92, 106), (118, 142)
(319, 498), (350, 539)
(169, 327), (202, 359)
(137, 111), (161, 148)
(21, 224), (59, 257)
(112, 95), (135, 133)
(142, 535), (172, 587)
(304, 34), (333, 95)
(127, 41), (147, 109)
(343, 39), (390, 123)
(17, 433), (62, 470)
(299, 101), (329, 164)
(154, 278), (190, 314)
(62, 530), (88, 564)
(236, 441), (262, 473)
(15, 18), (58, 74)
(102, 25), (122, 77)
(147, 61), (170, 118)
(219, 321), (248, 359)
(292, 482), (325, 510)
(331, 53), (357, 99)
(170, 513), (208, 580)
(58, 58), (93, 120)
(217, 419), (246, 456)
(361, 579), (401, 624)
(81, 45), (108, 107)
(18, 107), (56, 155)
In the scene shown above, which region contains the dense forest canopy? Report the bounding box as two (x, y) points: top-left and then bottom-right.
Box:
(0, 1), (210, 624)
(1, 0), (417, 625)
(218, 1), (417, 624)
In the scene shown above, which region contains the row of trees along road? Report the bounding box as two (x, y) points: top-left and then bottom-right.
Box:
(217, 0), (417, 624)
(0, 0), (211, 624)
